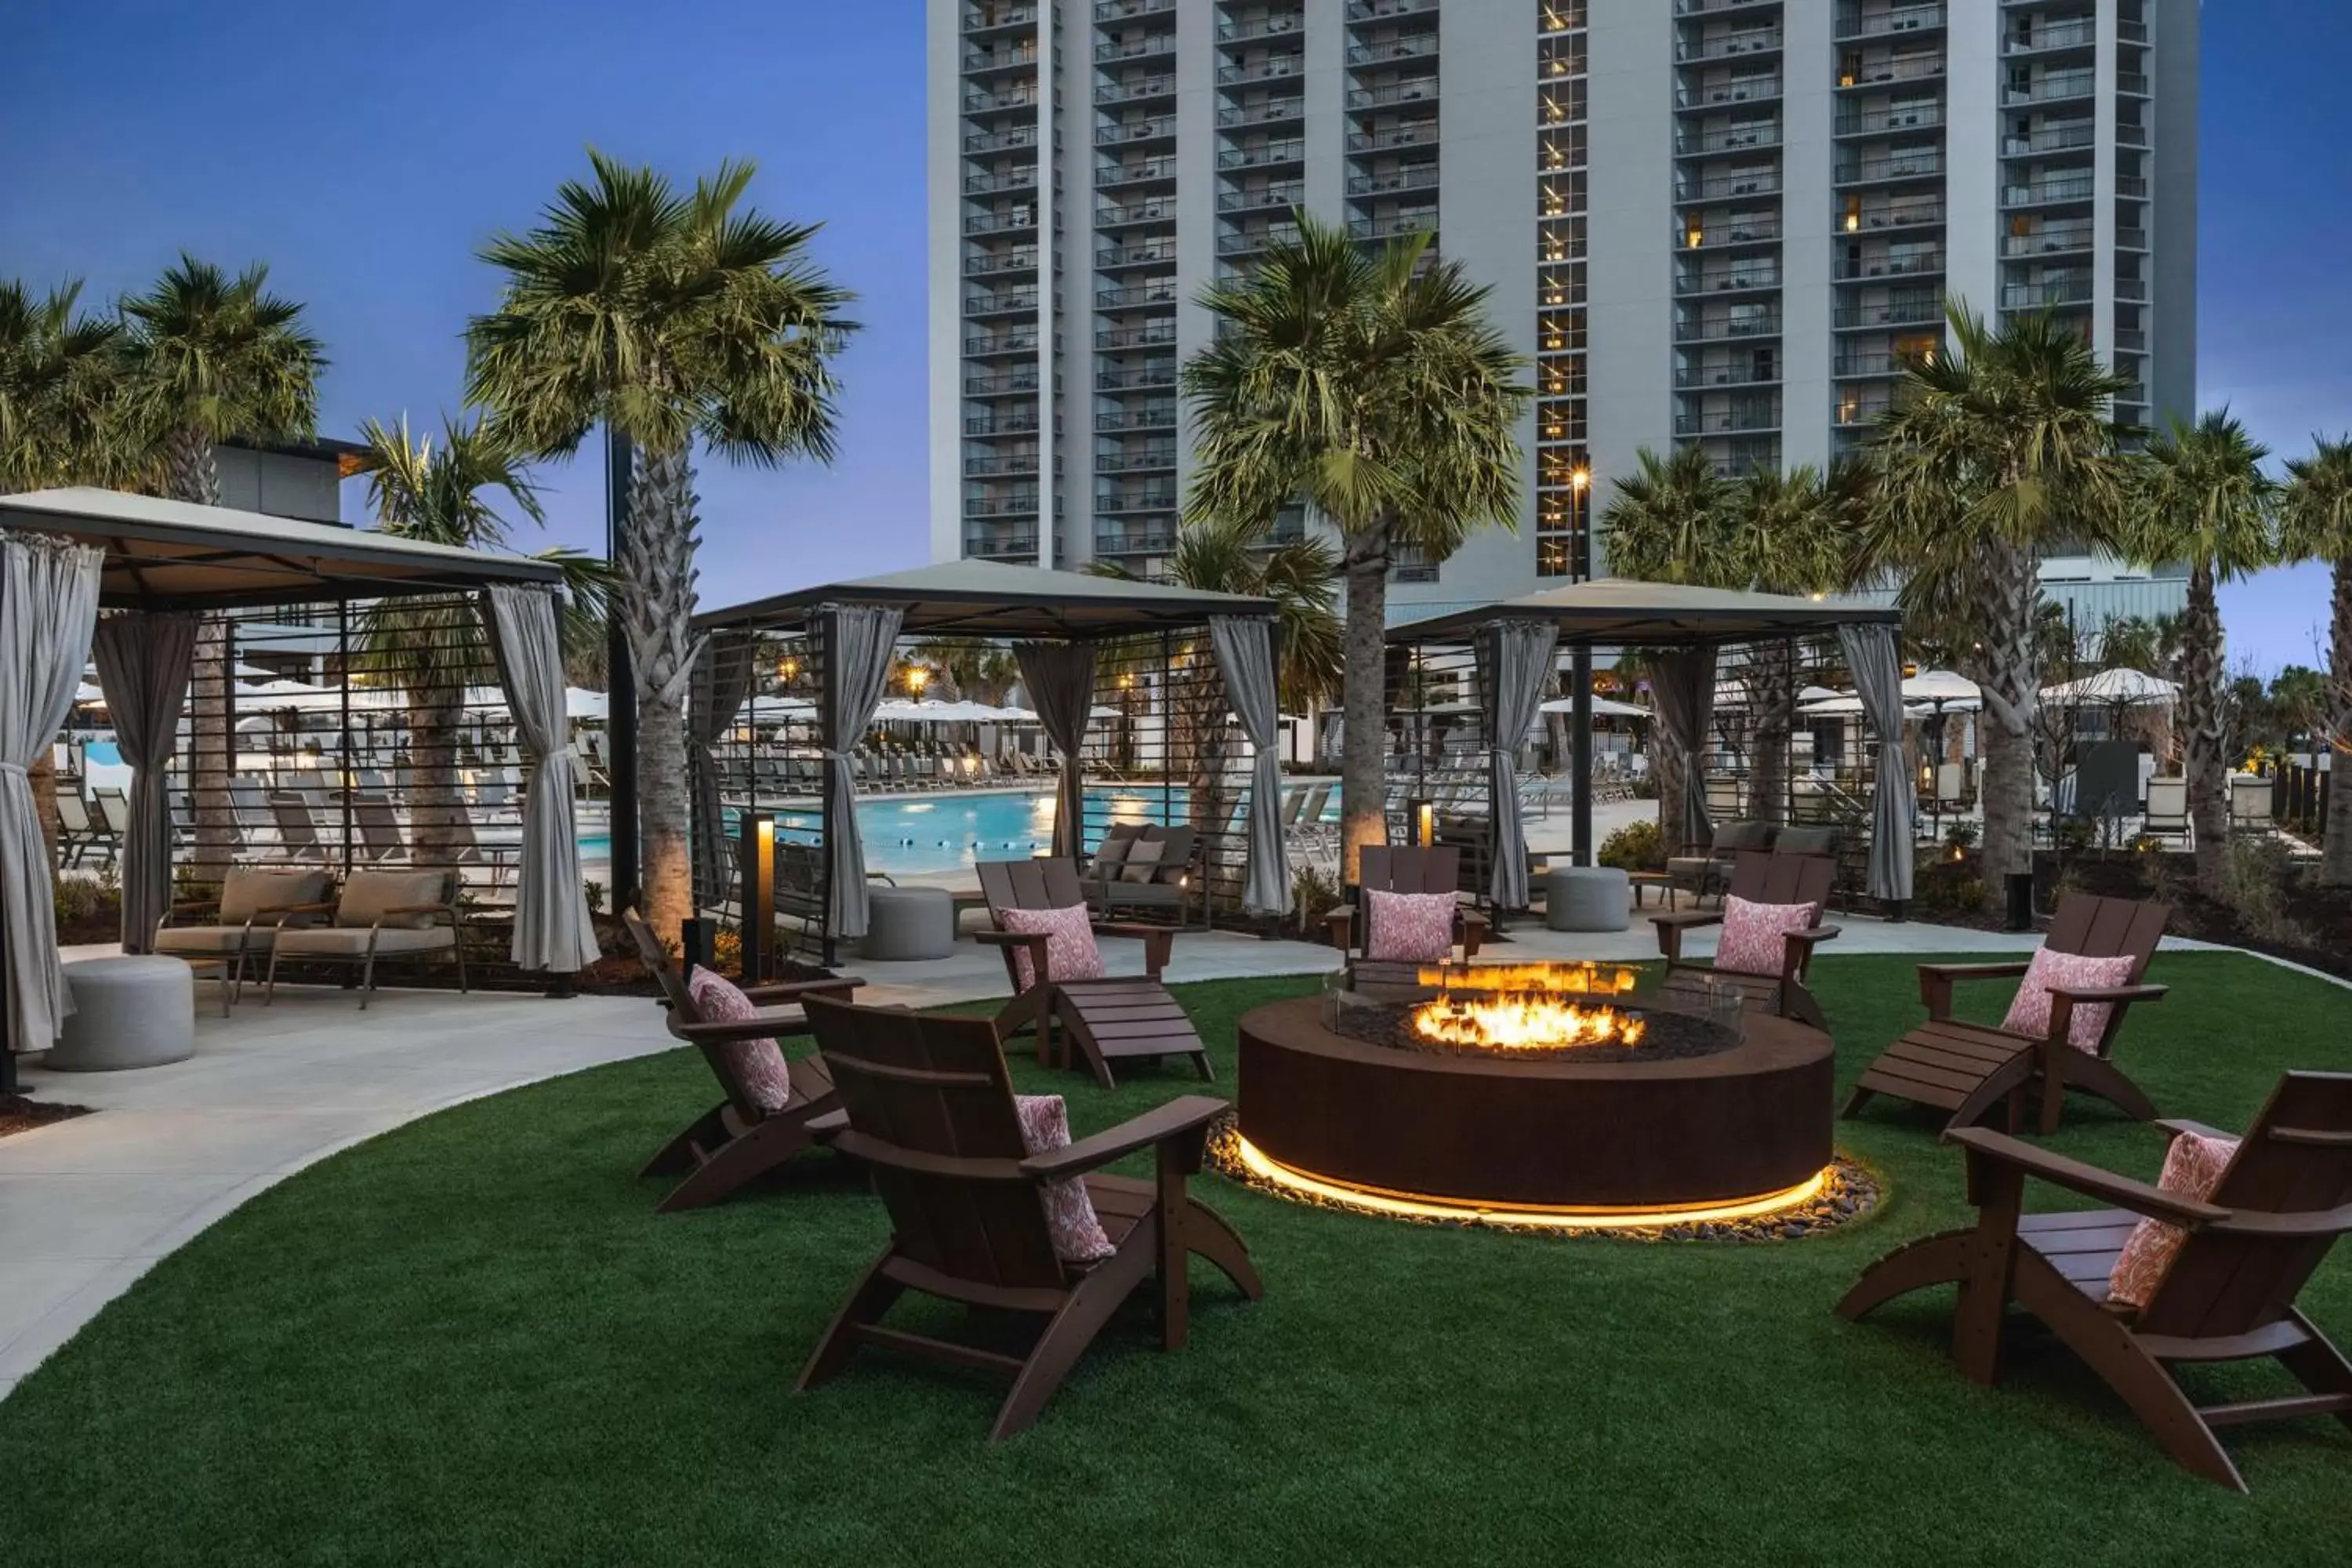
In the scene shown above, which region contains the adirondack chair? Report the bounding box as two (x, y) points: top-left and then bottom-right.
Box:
(976, 857), (1213, 1089)
(795, 996), (1261, 1439)
(621, 909), (864, 1214)
(1650, 849), (1840, 1029)
(1325, 845), (1487, 971)
(1844, 893), (2170, 1133)
(1838, 1071), (2352, 1492)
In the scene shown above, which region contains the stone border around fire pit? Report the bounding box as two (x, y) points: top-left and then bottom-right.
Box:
(1206, 1114), (1883, 1243)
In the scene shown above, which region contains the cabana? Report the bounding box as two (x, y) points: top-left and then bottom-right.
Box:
(690, 561), (1283, 961)
(0, 488), (593, 1092)
(1385, 579), (1907, 913)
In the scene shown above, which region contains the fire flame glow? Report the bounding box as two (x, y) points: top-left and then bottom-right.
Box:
(1403, 963), (1648, 1051)
(1410, 961), (1639, 996)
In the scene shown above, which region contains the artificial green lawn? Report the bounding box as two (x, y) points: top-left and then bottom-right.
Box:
(2, 953), (2349, 1566)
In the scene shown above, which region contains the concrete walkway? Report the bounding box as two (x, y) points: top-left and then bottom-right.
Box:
(0, 907), (2259, 1402)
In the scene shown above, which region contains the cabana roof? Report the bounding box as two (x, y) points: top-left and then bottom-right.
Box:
(1385, 578), (1900, 646)
(695, 559), (1277, 640)
(0, 488), (565, 609)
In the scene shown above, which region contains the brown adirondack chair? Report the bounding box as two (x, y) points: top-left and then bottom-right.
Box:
(622, 909), (865, 1214)
(795, 996), (1262, 1440)
(976, 857), (1212, 1089)
(1838, 1071), (2352, 1492)
(1650, 849), (1840, 1029)
(1325, 845), (1488, 971)
(1844, 893), (2169, 1133)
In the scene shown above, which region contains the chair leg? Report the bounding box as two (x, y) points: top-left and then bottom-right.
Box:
(640, 1103), (730, 1178)
(2024, 1268), (2249, 1492)
(1839, 1085), (1875, 1119)
(263, 942), (285, 1005)
(992, 1243), (1152, 1441)
(796, 1246), (907, 1395)
(2057, 1050), (2158, 1124)
(655, 1114), (815, 1213)
(1176, 1195), (1262, 1303)
(359, 950), (378, 1010)
(2280, 1313), (2352, 1436)
(1835, 1229), (1973, 1323)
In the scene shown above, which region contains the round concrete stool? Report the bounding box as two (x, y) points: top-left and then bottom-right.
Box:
(1544, 866), (1631, 933)
(46, 956), (197, 1071)
(860, 885), (956, 961)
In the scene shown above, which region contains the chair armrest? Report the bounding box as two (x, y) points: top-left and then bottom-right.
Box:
(1018, 1094), (1229, 1181)
(804, 1107), (850, 1138)
(1918, 960), (2031, 1018)
(670, 1011), (815, 1044)
(740, 976), (866, 1003)
(257, 900), (335, 916)
(1785, 924), (1842, 947)
(2154, 1116), (2237, 1143)
(1651, 909), (1722, 962)
(2045, 983), (2167, 1006)
(973, 929), (1045, 950)
(1944, 1126), (2226, 1229)
(1325, 907), (1354, 951)
(1093, 921), (1174, 979)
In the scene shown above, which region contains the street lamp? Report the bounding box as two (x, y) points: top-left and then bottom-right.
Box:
(904, 664), (931, 699)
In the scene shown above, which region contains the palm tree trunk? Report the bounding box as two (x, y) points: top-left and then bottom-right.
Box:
(1970, 538), (2042, 880)
(1749, 641), (1795, 827)
(2181, 562), (2230, 894)
(1338, 520), (1392, 883)
(1654, 729), (1688, 857)
(408, 691), (466, 862)
(2325, 558), (2352, 886)
(162, 426), (238, 880)
(622, 440), (706, 942)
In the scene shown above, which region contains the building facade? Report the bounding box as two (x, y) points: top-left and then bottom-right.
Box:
(931, 0), (2197, 627)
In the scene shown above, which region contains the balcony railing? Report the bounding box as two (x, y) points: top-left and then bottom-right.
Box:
(1218, 56), (1305, 87)
(1833, 397), (1895, 426)
(964, 126), (1039, 154)
(962, 45), (1037, 74)
(1348, 0), (1439, 20)
(1097, 281), (1179, 309)
(2116, 277), (2147, 301)
(964, 168), (1036, 195)
(964, 248), (1040, 276)
(2116, 226), (2148, 251)
(1218, 222), (1303, 255)
(1677, 124), (1780, 156)
(1678, 0), (1779, 13)
(1218, 98), (1305, 128)
(1096, 241), (1178, 268)
(1675, 314), (1781, 341)
(1096, 324), (1177, 349)
(1221, 183), (1304, 212)
(964, 87), (1038, 114)
(1221, 138), (1306, 169)
(1095, 490), (1179, 514)
(1347, 79), (1439, 110)
(2005, 20), (2094, 54)
(2005, 71), (2095, 106)
(1347, 36), (1440, 67)
(1218, 13), (1303, 43)
(965, 413), (1040, 437)
(966, 3), (1039, 32)
(1679, 217), (1781, 247)
(1098, 154), (1178, 187)
(1096, 366), (1178, 392)
(1095, 529), (1176, 554)
(1097, 115), (1176, 145)
(1839, 149), (1944, 183)
(1832, 352), (1930, 379)
(1840, 200), (1943, 231)
(1094, 0), (1172, 19)
(1998, 280), (2089, 312)
(1094, 33), (1174, 64)
(1835, 5), (1945, 43)
(1096, 198), (1176, 227)
(2003, 174), (2094, 205)
(964, 495), (1041, 517)
(964, 532), (1040, 558)
(1680, 169), (1780, 201)
(2004, 123), (2096, 156)
(1679, 78), (1782, 111)
(1348, 123), (1439, 153)
(2118, 71), (2150, 96)
(1678, 267), (1780, 295)
(1675, 28), (1780, 63)
(1096, 74), (1175, 104)
(964, 370), (1042, 395)
(2002, 227), (2092, 256)
(1348, 211), (1437, 242)
(1348, 165), (1439, 198)
(1838, 55), (1946, 88)
(964, 454), (1039, 478)
(1097, 405), (1178, 430)
(1675, 408), (1781, 436)
(1835, 103), (1942, 136)
(1836, 251), (1941, 280)
(964, 331), (1040, 356)
(1832, 299), (1943, 328)
(2114, 328), (2147, 352)
(964, 209), (1036, 236)
(2118, 122), (2149, 147)
(1096, 446), (1177, 472)
(1675, 363), (1780, 390)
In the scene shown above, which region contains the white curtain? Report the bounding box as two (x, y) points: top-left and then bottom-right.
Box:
(483, 584), (599, 971)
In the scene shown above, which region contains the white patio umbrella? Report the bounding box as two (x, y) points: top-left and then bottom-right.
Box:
(1902, 668), (1981, 707)
(2042, 666), (2179, 706)
(1798, 691), (1933, 720)
(1537, 694), (1653, 719)
(73, 681), (107, 707)
(564, 686), (608, 720)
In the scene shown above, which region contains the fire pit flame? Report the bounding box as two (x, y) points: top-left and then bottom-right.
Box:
(1404, 963), (1649, 1053)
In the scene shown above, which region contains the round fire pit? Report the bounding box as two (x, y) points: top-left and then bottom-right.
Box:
(1236, 970), (1835, 1222)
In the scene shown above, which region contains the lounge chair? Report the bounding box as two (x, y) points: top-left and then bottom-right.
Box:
(1326, 845), (1486, 973)
(796, 995), (1261, 1440)
(2230, 774), (2274, 833)
(2143, 776), (2189, 844)
(267, 792), (328, 862)
(976, 856), (1212, 1088)
(1844, 893), (2170, 1133)
(620, 909), (864, 1213)
(53, 792), (100, 868)
(1650, 849), (1839, 1029)
(154, 866), (332, 1007)
(264, 868), (468, 1008)
(1838, 1071), (2352, 1493)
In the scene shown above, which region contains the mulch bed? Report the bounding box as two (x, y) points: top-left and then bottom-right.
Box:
(0, 1093), (93, 1141)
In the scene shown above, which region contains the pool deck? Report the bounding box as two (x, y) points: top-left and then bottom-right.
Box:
(0, 907), (2303, 1403)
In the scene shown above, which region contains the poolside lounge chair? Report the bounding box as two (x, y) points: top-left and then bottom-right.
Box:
(266, 793), (328, 862)
(53, 792), (101, 868)
(977, 856), (1213, 1089)
(1838, 1071), (2352, 1492)
(1651, 849), (1840, 1029)
(1327, 845), (1486, 972)
(2143, 776), (2190, 845)
(2230, 774), (2274, 833)
(796, 995), (1261, 1440)
(1844, 893), (2170, 1134)
(621, 909), (864, 1214)
(265, 868), (468, 1008)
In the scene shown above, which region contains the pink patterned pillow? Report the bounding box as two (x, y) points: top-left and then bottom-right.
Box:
(2001, 946), (2136, 1052)
(1363, 888), (1457, 963)
(1014, 1093), (1116, 1263)
(684, 967), (795, 1113)
(1714, 895), (1820, 978)
(996, 903), (1106, 989)
(2107, 1129), (2240, 1310)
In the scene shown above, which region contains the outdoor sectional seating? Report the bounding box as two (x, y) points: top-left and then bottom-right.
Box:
(1083, 822), (1195, 925)
(264, 868), (468, 1008)
(154, 866), (332, 1005)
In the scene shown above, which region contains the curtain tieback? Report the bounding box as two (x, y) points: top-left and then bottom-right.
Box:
(820, 749), (852, 762)
(0, 762), (26, 779)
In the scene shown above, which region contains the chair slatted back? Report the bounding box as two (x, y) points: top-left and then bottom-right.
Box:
(2041, 893), (2170, 1057)
(2140, 1072), (2352, 1340)
(804, 996), (1065, 1293)
(622, 908), (769, 1125)
(1725, 849), (1836, 909)
(977, 858), (1091, 991)
(1349, 846), (1464, 960)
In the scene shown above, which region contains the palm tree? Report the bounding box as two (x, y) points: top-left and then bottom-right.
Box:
(466, 151), (855, 940)
(0, 278), (136, 491)
(1185, 214), (1528, 879)
(1864, 304), (2132, 882)
(2279, 435), (2352, 883)
(352, 415), (611, 860)
(120, 256), (327, 877)
(909, 640), (1021, 706)
(2117, 411), (2279, 892)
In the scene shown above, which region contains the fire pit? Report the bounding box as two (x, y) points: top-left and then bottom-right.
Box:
(1236, 962), (1835, 1227)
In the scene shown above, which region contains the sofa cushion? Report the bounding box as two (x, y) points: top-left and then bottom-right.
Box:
(2107, 1129), (2240, 1311)
(336, 869), (450, 929)
(1715, 821), (1775, 854)
(1014, 1093), (1116, 1264)
(217, 867), (329, 924)
(684, 967), (795, 1114)
(996, 903), (1106, 990)
(156, 926), (275, 955)
(1714, 895), (1820, 978)
(1364, 887), (1457, 964)
(1120, 839), (1166, 884)
(2001, 946), (2136, 1052)
(274, 926), (455, 956)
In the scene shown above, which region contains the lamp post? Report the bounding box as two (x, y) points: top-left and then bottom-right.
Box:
(1568, 464), (1595, 867)
(739, 810), (775, 985)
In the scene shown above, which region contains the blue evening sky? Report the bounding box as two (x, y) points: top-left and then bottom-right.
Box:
(3, 1), (2345, 670)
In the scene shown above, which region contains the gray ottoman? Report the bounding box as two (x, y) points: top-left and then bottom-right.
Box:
(46, 956), (197, 1071)
(860, 885), (956, 961)
(1544, 866), (1631, 933)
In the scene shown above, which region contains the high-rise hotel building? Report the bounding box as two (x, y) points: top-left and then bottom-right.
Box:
(929, 0), (2198, 626)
